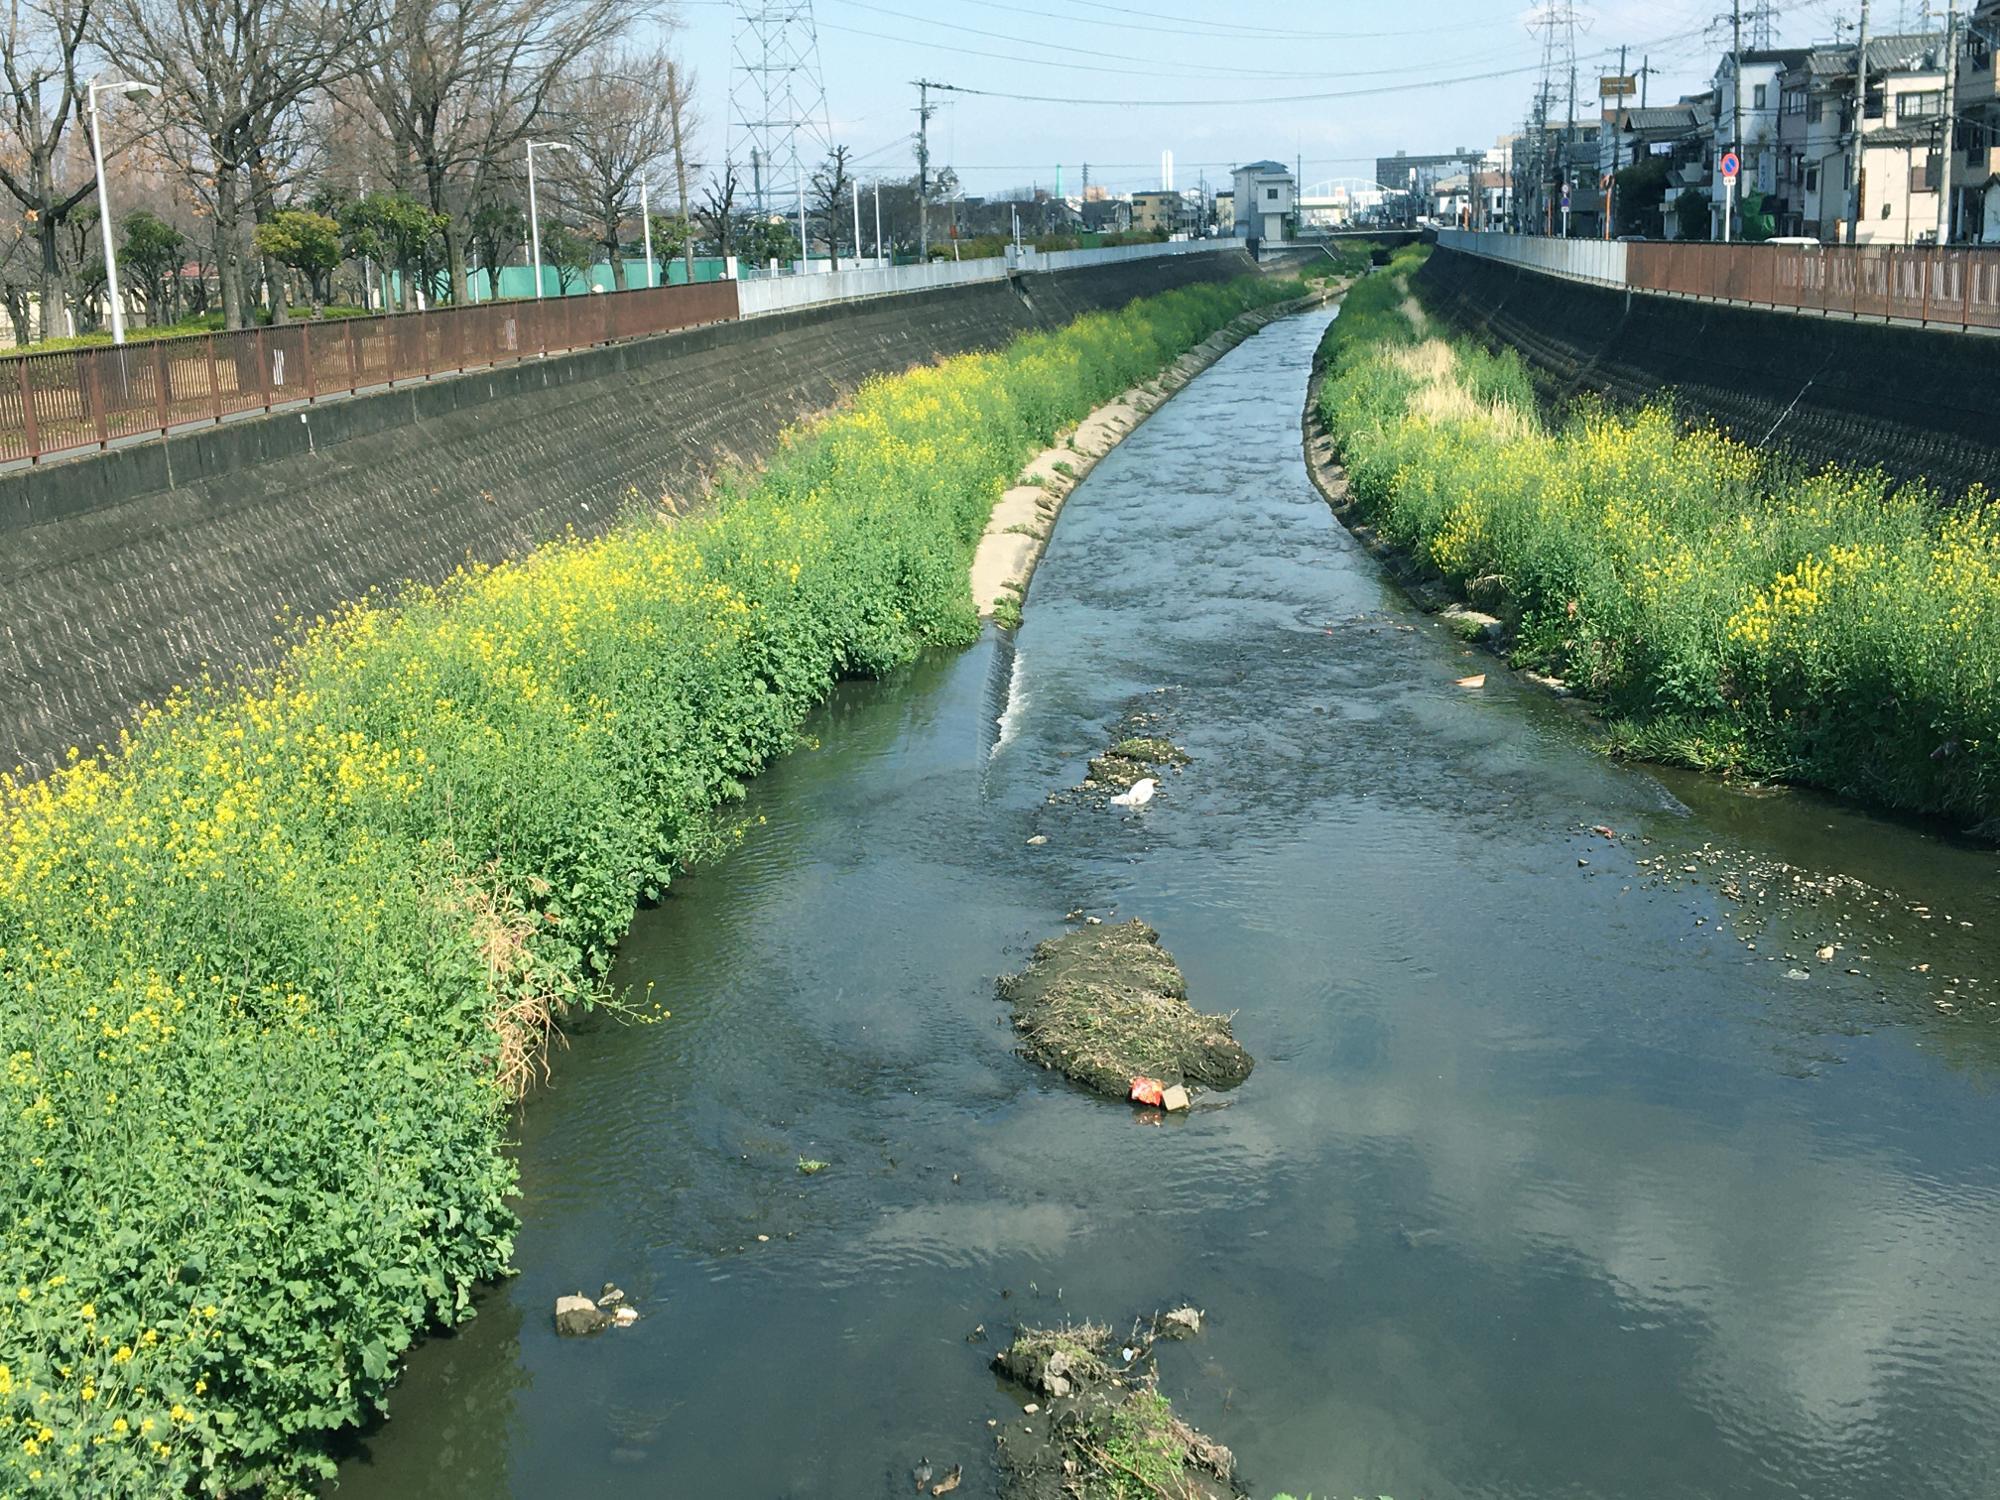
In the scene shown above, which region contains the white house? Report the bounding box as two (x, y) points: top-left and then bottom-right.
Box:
(1711, 47), (1810, 235)
(1778, 33), (1951, 243)
(1231, 161), (1295, 241)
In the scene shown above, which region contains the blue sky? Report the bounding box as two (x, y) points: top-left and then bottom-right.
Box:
(669, 0), (1888, 198)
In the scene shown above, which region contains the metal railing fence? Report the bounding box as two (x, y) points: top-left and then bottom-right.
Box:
(1435, 228), (2000, 333)
(0, 278), (741, 465)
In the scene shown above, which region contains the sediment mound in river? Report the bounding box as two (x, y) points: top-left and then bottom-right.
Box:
(991, 1320), (1237, 1500)
(998, 920), (1253, 1100)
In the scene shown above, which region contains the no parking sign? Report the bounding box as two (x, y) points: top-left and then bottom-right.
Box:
(1719, 150), (1740, 182)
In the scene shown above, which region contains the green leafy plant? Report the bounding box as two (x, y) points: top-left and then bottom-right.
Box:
(796, 1158), (829, 1175)
(253, 210), (343, 309)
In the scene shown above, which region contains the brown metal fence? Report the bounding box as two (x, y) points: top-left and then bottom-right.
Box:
(0, 278), (741, 465)
(1625, 242), (2000, 332)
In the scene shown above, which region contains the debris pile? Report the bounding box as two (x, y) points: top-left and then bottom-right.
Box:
(989, 1317), (1236, 1500)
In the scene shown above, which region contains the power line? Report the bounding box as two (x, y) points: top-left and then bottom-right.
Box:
(825, 0), (1368, 79)
(1037, 0), (1528, 41)
(820, 42), (1561, 104)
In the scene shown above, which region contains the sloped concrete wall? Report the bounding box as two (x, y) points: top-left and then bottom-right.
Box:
(1416, 247), (2000, 497)
(0, 250), (1259, 775)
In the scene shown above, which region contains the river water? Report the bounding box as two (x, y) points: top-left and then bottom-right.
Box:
(336, 306), (2000, 1499)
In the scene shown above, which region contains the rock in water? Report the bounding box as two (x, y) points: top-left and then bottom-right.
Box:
(997, 920), (1253, 1100)
(554, 1295), (611, 1336)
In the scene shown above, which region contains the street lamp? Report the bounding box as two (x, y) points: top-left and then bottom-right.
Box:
(87, 76), (162, 345)
(640, 178), (656, 287)
(525, 139), (572, 299)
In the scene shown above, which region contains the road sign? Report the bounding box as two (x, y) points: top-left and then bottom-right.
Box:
(1600, 74), (1637, 97)
(1719, 151), (1740, 182)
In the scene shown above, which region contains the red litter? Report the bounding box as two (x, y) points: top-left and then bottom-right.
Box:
(1129, 1076), (1166, 1107)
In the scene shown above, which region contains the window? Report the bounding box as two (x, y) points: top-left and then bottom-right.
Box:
(1805, 164), (1819, 192)
(1782, 88), (1806, 114)
(1753, 83), (1768, 109)
(1897, 90), (1943, 122)
(1807, 97), (1824, 123)
(1864, 86), (1885, 120)
(1265, 186), (1278, 200)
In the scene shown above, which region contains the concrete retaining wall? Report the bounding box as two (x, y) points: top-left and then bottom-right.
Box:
(1416, 246), (2000, 498)
(1, 249), (1260, 775)
(733, 239), (1240, 316)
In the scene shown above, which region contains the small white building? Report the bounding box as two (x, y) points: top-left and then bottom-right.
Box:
(1231, 160), (1295, 241)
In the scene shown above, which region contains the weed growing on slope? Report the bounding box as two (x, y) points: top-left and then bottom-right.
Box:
(1317, 249), (1999, 825)
(0, 274), (1295, 1495)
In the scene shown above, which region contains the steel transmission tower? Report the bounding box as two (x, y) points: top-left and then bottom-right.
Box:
(727, 1), (834, 237)
(1745, 0), (1778, 49)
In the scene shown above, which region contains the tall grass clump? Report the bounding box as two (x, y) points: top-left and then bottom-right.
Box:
(0, 274), (1295, 1495)
(1317, 248), (1998, 825)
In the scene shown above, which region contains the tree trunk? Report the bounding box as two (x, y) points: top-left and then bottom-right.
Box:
(442, 218), (469, 305)
(606, 219), (627, 289)
(249, 167), (288, 324)
(37, 215), (65, 340)
(215, 171), (247, 330)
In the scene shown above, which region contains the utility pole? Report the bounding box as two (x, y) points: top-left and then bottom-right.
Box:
(914, 78), (940, 260)
(1846, 0), (1872, 243)
(1729, 0), (1743, 244)
(1607, 44), (1630, 239)
(1564, 13), (1578, 236)
(1936, 0), (1959, 243)
(668, 59), (695, 288)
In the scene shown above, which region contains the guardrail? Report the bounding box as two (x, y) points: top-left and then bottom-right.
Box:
(734, 255), (1007, 315)
(1435, 228), (2000, 332)
(734, 238), (1243, 316)
(1, 237), (1253, 465)
(0, 279), (741, 466)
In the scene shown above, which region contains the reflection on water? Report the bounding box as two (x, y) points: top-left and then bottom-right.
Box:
(336, 309), (2000, 1500)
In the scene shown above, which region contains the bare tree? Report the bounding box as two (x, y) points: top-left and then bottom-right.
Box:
(696, 161), (737, 259)
(549, 46), (677, 290)
(810, 143), (851, 269)
(359, 0), (627, 304)
(94, 0), (377, 328)
(664, 55), (695, 286)
(0, 0), (98, 332)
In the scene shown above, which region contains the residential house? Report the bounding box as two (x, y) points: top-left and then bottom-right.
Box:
(1213, 189), (1235, 233)
(1130, 190), (1179, 234)
(1231, 160), (1295, 240)
(1610, 101), (1710, 236)
(1560, 122), (1607, 236)
(1777, 33), (1953, 243)
(1713, 47), (1811, 235)
(1959, 0), (2000, 240)
(1080, 197), (1132, 234)
(1659, 92), (1719, 238)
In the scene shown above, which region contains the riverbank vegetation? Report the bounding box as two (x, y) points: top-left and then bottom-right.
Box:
(0, 274), (1296, 1495)
(1317, 247), (1998, 827)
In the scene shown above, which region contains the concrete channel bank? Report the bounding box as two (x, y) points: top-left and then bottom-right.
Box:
(1, 250), (1279, 776)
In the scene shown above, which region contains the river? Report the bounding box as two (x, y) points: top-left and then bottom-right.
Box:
(335, 305), (2000, 1499)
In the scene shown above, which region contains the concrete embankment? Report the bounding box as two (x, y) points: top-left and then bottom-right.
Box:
(1416, 246), (2000, 496)
(0, 252), (1268, 776)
